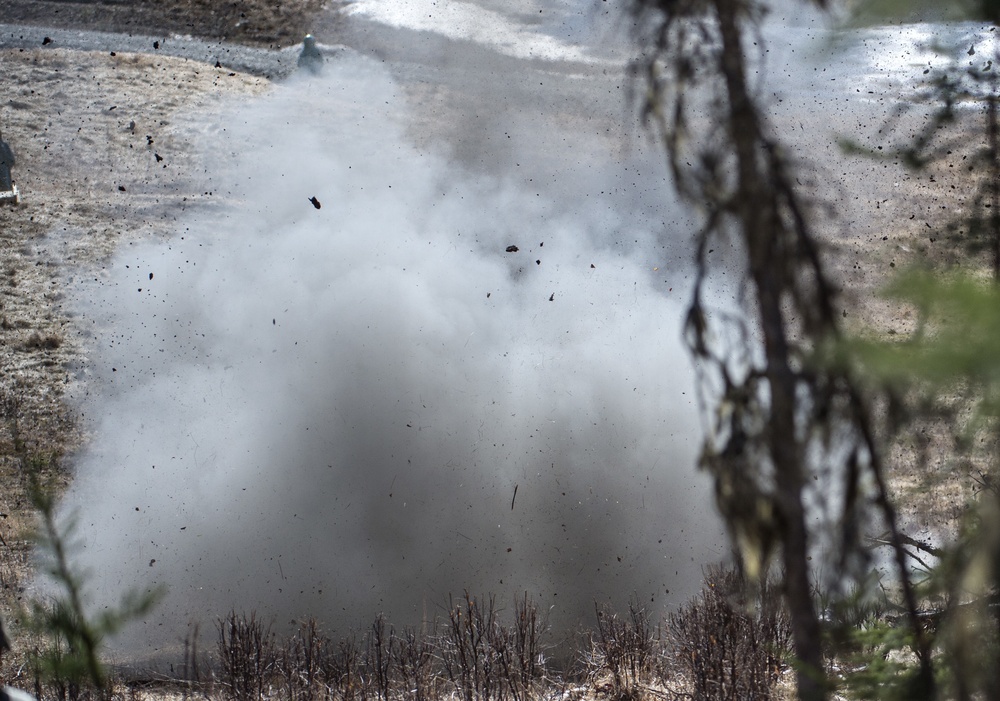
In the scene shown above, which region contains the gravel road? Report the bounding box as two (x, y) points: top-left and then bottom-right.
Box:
(0, 22), (306, 76)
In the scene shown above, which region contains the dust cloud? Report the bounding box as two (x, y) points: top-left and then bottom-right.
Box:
(58, 49), (724, 658)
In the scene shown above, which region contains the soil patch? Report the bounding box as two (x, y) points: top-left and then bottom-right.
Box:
(0, 0), (340, 47)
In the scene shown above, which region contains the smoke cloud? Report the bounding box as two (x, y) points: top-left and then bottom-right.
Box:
(59, 47), (723, 659)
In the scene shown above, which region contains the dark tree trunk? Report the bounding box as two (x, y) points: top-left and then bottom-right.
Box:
(713, 1), (826, 698)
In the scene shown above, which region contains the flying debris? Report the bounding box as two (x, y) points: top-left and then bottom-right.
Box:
(505, 245), (519, 253)
(309, 196), (321, 209)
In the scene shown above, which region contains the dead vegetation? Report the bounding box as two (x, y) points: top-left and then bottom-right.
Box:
(0, 0), (341, 49)
(666, 567), (790, 701)
(145, 596), (551, 701)
(1, 578), (788, 701)
(586, 600), (654, 700)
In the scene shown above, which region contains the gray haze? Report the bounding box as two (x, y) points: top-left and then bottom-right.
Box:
(59, 39), (724, 658)
(49, 0), (979, 660)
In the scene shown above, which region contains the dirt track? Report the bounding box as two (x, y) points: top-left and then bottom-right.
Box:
(0, 0), (337, 47)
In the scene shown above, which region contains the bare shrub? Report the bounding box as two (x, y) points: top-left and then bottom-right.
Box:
(502, 593), (545, 701)
(323, 634), (362, 701)
(441, 593), (499, 701)
(587, 598), (654, 701)
(217, 611), (278, 701)
(365, 614), (395, 701)
(394, 627), (435, 701)
(89, 595), (549, 701)
(438, 592), (547, 701)
(667, 566), (790, 701)
(282, 619), (330, 701)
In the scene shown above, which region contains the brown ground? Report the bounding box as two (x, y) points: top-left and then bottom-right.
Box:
(825, 118), (994, 540)
(0, 0), (335, 641)
(0, 0), (330, 47)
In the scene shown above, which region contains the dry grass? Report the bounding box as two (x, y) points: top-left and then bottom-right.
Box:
(819, 109), (1000, 547)
(0, 46), (269, 473)
(0, 0), (340, 48)
(3, 580), (786, 701)
(0, 46), (271, 693)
